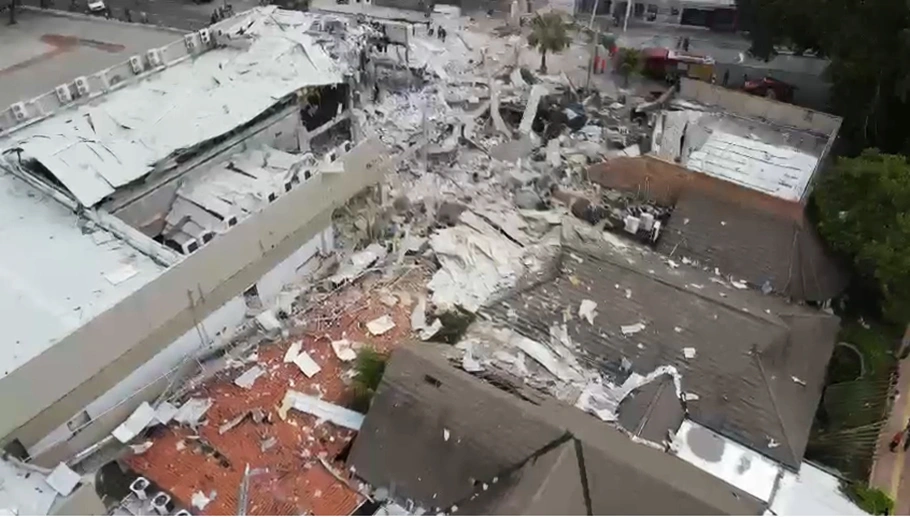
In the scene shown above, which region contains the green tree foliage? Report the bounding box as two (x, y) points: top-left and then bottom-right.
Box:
(615, 47), (641, 87)
(527, 13), (572, 75)
(736, 0), (910, 154)
(815, 150), (910, 323)
(349, 347), (387, 411)
(843, 482), (894, 515)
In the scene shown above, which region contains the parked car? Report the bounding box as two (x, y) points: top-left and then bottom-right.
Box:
(742, 76), (796, 103)
(86, 0), (106, 14)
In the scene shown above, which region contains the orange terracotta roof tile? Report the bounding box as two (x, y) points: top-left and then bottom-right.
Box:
(126, 275), (427, 516)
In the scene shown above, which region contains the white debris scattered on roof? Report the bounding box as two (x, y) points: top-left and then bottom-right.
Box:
(234, 365), (266, 389)
(792, 376), (807, 386)
(256, 310), (283, 332)
(191, 491), (214, 511)
(284, 341), (304, 363)
(330, 244), (388, 285)
(578, 300), (598, 325)
(0, 458), (57, 515)
(576, 365), (683, 422)
(768, 438), (780, 449)
(281, 390), (364, 430)
(45, 463), (81, 497)
(443, 429), (450, 442)
(621, 322), (646, 336)
(683, 347), (697, 359)
(104, 264), (140, 286)
(154, 402), (179, 425)
(366, 315), (396, 336)
(331, 339), (358, 362)
(293, 351), (322, 378)
(1, 8), (345, 207)
(419, 319), (443, 341)
(130, 441), (154, 455)
(731, 279), (748, 289)
(173, 398), (213, 427)
(684, 393), (700, 402)
(112, 402), (157, 443)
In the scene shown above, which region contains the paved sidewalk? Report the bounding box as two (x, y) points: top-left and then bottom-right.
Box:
(870, 350), (910, 513)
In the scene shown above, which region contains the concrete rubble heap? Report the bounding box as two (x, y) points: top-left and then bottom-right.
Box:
(6, 6), (862, 517)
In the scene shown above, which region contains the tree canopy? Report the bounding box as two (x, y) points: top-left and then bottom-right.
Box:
(736, 0), (910, 155)
(815, 150), (910, 322)
(527, 13), (571, 75)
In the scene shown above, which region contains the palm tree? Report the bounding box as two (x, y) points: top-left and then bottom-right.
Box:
(616, 47), (641, 87)
(527, 13), (571, 75)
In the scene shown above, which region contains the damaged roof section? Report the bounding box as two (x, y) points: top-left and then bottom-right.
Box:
(480, 222), (840, 469)
(159, 145), (317, 252)
(588, 155), (847, 302)
(349, 343), (765, 515)
(0, 8), (344, 207)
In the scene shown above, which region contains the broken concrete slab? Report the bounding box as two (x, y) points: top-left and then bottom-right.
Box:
(174, 398), (213, 428)
(519, 84), (546, 134)
(366, 315), (396, 336)
(293, 351), (322, 378)
(46, 462), (81, 497)
(112, 402), (157, 443)
(331, 339), (358, 362)
(281, 390), (365, 430)
(234, 365), (266, 390)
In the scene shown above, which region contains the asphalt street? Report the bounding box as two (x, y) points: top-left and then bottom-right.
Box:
(17, 0), (258, 30)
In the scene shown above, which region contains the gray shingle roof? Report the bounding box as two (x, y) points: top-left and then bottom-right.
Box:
(348, 343), (765, 515)
(481, 225), (839, 469)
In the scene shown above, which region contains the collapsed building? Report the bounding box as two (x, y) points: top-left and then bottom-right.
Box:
(0, 4), (865, 516)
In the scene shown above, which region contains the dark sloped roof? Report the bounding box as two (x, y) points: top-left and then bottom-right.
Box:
(481, 225), (839, 469)
(455, 440), (588, 516)
(348, 343), (765, 515)
(586, 155), (847, 301)
(618, 374), (685, 444)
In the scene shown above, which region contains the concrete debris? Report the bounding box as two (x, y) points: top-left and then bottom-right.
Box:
(129, 441), (154, 454)
(731, 279), (748, 289)
(284, 341), (303, 363)
(791, 376), (807, 386)
(519, 85), (546, 134)
(174, 398), (213, 428)
(330, 243), (388, 285)
(443, 429), (450, 442)
(219, 411), (252, 435)
(331, 339), (358, 362)
(154, 402), (179, 425)
(260, 436), (278, 452)
(578, 300), (598, 325)
(112, 402), (157, 443)
(293, 351), (322, 378)
(234, 365), (266, 389)
(46, 462), (81, 497)
(621, 357), (632, 371)
(419, 319), (443, 341)
(366, 315), (396, 336)
(575, 365), (683, 422)
(281, 390), (365, 430)
(683, 347), (697, 359)
(684, 393), (700, 402)
(191, 491), (214, 511)
(768, 438), (780, 449)
(256, 310), (283, 332)
(410, 295), (428, 331)
(621, 322), (646, 336)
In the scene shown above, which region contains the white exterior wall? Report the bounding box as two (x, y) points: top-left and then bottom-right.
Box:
(27, 226), (332, 458)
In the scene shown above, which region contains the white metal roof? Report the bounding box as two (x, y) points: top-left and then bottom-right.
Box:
(0, 170), (164, 380)
(0, 8), (343, 207)
(653, 109), (823, 201)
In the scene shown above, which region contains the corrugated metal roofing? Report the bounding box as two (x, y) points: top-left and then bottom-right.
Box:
(1, 9), (343, 207)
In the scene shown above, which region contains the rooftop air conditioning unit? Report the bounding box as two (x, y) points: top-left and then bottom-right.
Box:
(198, 28), (212, 46)
(183, 33), (198, 53)
(55, 84), (73, 104)
(10, 102), (27, 122)
(129, 55), (143, 74)
(74, 76), (90, 96)
(146, 48), (163, 68)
